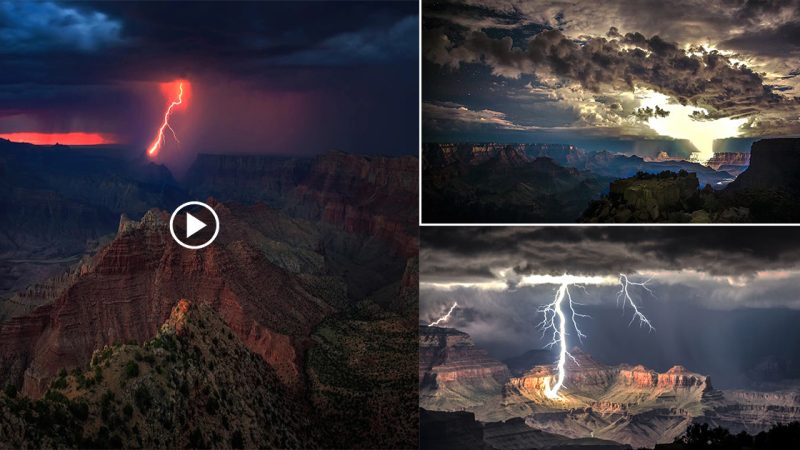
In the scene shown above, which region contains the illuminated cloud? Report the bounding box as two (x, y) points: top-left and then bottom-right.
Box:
(423, 0), (800, 145)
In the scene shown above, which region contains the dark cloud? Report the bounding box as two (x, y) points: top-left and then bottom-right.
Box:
(0, 1), (123, 53)
(633, 105), (670, 120)
(0, 1), (419, 166)
(425, 27), (792, 119)
(421, 227), (800, 279)
(422, 0), (800, 142)
(420, 226), (800, 387)
(719, 20), (800, 57)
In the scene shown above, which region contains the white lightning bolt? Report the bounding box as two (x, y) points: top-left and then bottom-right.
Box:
(537, 274), (654, 400)
(429, 301), (458, 326)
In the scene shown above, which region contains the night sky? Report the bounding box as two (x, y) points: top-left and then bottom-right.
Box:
(0, 1), (418, 170)
(420, 227), (800, 388)
(423, 0), (800, 160)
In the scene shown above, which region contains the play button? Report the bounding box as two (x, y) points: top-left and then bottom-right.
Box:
(185, 212), (207, 238)
(169, 201), (220, 249)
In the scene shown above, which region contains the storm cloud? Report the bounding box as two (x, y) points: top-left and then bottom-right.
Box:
(426, 27), (793, 120)
(423, 0), (800, 143)
(0, 1), (419, 170)
(420, 226), (800, 387)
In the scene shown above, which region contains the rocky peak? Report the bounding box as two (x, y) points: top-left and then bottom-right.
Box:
(419, 326), (510, 410)
(707, 152), (750, 170)
(726, 138), (800, 194)
(161, 298), (192, 335)
(0, 202), (335, 397)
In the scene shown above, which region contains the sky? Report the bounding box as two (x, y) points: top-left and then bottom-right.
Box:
(0, 1), (418, 170)
(423, 0), (800, 161)
(420, 227), (800, 388)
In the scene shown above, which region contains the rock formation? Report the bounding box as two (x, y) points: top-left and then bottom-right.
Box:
(419, 326), (510, 410)
(0, 207), (333, 397)
(419, 327), (800, 449)
(707, 152), (750, 175)
(0, 300), (317, 448)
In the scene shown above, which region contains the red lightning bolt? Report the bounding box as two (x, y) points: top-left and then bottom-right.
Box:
(147, 81), (186, 157)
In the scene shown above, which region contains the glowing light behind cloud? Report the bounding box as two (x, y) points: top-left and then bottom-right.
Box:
(638, 90), (747, 164)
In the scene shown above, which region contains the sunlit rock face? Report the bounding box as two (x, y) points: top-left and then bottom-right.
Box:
(707, 152), (750, 171)
(419, 327), (800, 449)
(419, 326), (510, 411)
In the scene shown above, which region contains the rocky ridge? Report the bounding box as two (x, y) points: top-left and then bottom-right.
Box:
(419, 327), (800, 449)
(0, 299), (316, 448)
(0, 205), (334, 398)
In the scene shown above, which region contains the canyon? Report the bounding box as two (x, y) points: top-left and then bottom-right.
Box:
(422, 142), (747, 223)
(0, 140), (418, 448)
(419, 325), (800, 449)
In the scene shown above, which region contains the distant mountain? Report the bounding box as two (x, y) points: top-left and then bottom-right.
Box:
(185, 151), (418, 257)
(423, 147), (611, 222)
(0, 140), (186, 298)
(419, 326), (800, 449)
(707, 152), (750, 176)
(581, 139), (800, 223)
(421, 143), (736, 223)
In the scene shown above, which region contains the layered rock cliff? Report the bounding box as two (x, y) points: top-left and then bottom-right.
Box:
(420, 326), (510, 410)
(0, 205), (335, 397)
(186, 151), (418, 258)
(707, 152), (750, 175)
(419, 328), (800, 449)
(0, 300), (317, 448)
(722, 138), (800, 222)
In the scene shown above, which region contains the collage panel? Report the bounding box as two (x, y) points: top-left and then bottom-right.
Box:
(419, 226), (800, 449)
(0, 1), (419, 449)
(2, 0), (800, 448)
(421, 0), (800, 224)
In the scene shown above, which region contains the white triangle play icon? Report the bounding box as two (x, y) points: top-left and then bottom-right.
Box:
(185, 212), (207, 238)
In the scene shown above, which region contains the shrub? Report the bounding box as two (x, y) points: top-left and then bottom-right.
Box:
(69, 401), (90, 421)
(125, 361), (140, 378)
(231, 430), (245, 449)
(189, 428), (206, 449)
(134, 385), (152, 413)
(206, 396), (219, 415)
(4, 383), (17, 399)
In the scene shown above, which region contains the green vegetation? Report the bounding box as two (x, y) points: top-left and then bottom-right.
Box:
(669, 422), (800, 449)
(133, 385), (151, 413)
(124, 361), (139, 378)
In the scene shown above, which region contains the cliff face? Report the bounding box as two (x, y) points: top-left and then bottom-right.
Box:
(725, 139), (800, 193)
(419, 327), (800, 449)
(422, 143), (738, 223)
(288, 152), (418, 257)
(722, 139), (800, 222)
(0, 205), (335, 397)
(419, 326), (510, 410)
(186, 151), (418, 258)
(582, 171), (707, 222)
(0, 300), (317, 449)
(707, 152), (750, 173)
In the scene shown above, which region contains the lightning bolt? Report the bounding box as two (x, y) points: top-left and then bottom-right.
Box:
(538, 274), (654, 400)
(429, 301), (458, 326)
(147, 81), (185, 157)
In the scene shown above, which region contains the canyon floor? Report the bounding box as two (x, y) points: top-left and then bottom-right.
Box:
(419, 326), (800, 449)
